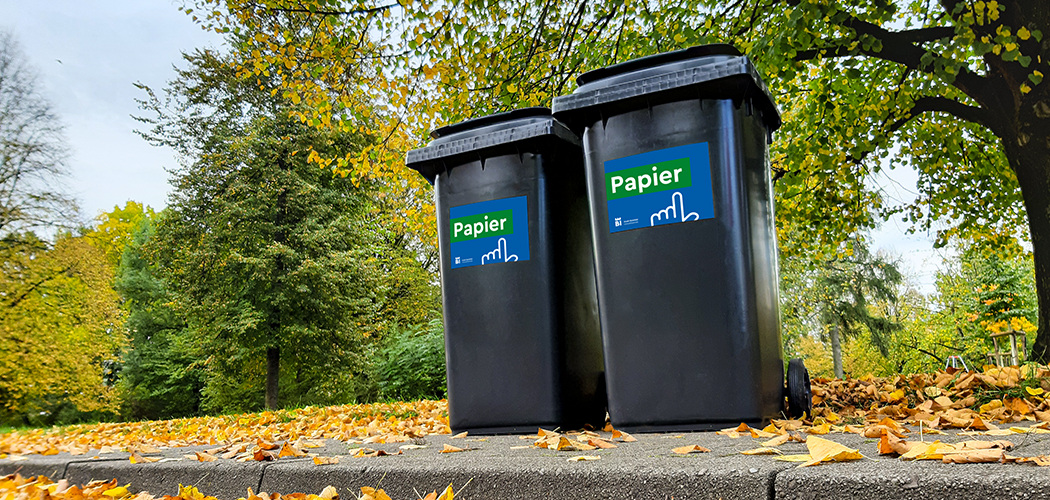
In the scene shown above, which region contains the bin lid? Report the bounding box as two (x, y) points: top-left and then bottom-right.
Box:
(552, 45), (781, 132)
(405, 107), (580, 183)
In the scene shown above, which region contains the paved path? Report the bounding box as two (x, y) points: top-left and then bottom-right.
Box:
(3, 423), (1050, 499)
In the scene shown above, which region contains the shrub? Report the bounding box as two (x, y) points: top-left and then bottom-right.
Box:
(375, 320), (447, 401)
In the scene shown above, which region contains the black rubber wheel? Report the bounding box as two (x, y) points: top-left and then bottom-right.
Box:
(786, 358), (813, 419)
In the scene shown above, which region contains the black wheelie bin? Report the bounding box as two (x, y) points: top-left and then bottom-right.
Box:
(405, 108), (606, 434)
(553, 44), (810, 431)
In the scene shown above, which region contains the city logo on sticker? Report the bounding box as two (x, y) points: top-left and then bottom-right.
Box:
(448, 196), (529, 269)
(603, 142), (714, 233)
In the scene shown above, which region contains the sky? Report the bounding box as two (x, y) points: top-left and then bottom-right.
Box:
(0, 0), (224, 220)
(0, 1), (948, 293)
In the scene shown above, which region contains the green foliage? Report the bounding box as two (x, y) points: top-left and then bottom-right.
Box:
(139, 49), (389, 413)
(0, 233), (124, 425)
(374, 320), (447, 401)
(114, 215), (204, 420)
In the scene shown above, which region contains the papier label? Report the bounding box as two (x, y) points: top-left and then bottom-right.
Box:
(604, 142), (714, 233)
(449, 196), (529, 269)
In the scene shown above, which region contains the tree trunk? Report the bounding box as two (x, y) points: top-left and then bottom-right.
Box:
(266, 346), (279, 410)
(1012, 138), (1050, 363)
(830, 323), (844, 378)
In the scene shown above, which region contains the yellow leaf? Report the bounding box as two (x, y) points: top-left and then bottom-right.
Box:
(129, 452), (160, 464)
(437, 484), (454, 500)
(361, 487), (392, 500)
(1018, 26), (1031, 40)
(103, 484), (131, 498)
(440, 444), (466, 453)
(450, 431), (468, 439)
(805, 423), (831, 435)
(179, 484), (205, 500)
(313, 456), (340, 465)
(761, 434), (790, 447)
(773, 454), (812, 462)
(741, 447), (782, 455)
(567, 455), (601, 462)
(671, 445), (710, 454)
(319, 485), (339, 500)
(1026, 386), (1045, 396)
(801, 436), (864, 467)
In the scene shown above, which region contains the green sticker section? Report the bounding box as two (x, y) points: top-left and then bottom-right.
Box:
(605, 157), (691, 200)
(450, 209), (514, 243)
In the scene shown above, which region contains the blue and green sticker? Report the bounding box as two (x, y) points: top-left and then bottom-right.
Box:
(604, 142), (714, 233)
(448, 196), (529, 269)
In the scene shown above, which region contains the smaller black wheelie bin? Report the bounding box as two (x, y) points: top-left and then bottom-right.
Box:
(406, 108), (606, 434)
(553, 45), (810, 431)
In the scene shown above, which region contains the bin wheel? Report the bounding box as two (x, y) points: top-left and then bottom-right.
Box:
(786, 358), (812, 419)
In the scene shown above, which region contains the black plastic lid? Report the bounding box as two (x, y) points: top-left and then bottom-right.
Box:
(575, 44), (741, 87)
(405, 107), (580, 183)
(430, 107), (552, 140)
(552, 44), (781, 132)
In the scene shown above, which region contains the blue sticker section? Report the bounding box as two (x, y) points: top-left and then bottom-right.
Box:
(449, 196), (530, 269)
(605, 142), (714, 233)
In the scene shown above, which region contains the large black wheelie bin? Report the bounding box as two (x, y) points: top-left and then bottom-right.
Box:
(553, 45), (808, 431)
(406, 108), (606, 434)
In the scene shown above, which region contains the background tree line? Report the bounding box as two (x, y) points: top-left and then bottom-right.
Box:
(0, 30), (445, 426)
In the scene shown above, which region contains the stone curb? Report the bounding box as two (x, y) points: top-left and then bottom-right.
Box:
(2, 427), (1049, 499)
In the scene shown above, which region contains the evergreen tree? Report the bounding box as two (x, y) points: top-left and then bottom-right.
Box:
(115, 216), (203, 420)
(139, 49), (379, 412)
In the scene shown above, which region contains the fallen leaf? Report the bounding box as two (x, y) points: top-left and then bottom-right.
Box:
(877, 433), (916, 456)
(278, 442), (307, 458)
(761, 434), (790, 447)
(741, 447), (782, 455)
(129, 452), (160, 464)
(319, 485), (339, 500)
(567, 455), (601, 462)
(773, 454), (813, 462)
(437, 484), (454, 500)
(355, 448), (401, 457)
(611, 430), (637, 442)
(256, 438), (279, 450)
(1016, 455), (1050, 466)
(103, 484), (131, 497)
(440, 444), (467, 454)
(360, 486), (392, 500)
(450, 431), (468, 439)
(941, 448), (1006, 464)
(399, 444), (428, 450)
(671, 445), (710, 454)
(253, 449), (277, 461)
(195, 452), (218, 462)
(587, 438), (617, 449)
(313, 456), (339, 465)
(805, 423), (831, 435)
(801, 436), (864, 467)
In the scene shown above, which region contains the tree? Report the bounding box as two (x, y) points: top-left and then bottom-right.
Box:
(780, 239), (903, 377)
(113, 211), (203, 420)
(139, 49), (380, 411)
(0, 232), (124, 424)
(0, 30), (77, 239)
(89, 201), (156, 267)
(186, 0), (1049, 360)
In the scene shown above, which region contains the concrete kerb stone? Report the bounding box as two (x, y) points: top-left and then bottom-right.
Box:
(260, 433), (795, 499)
(2, 424), (1050, 499)
(63, 460), (270, 499)
(0, 454), (127, 482)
